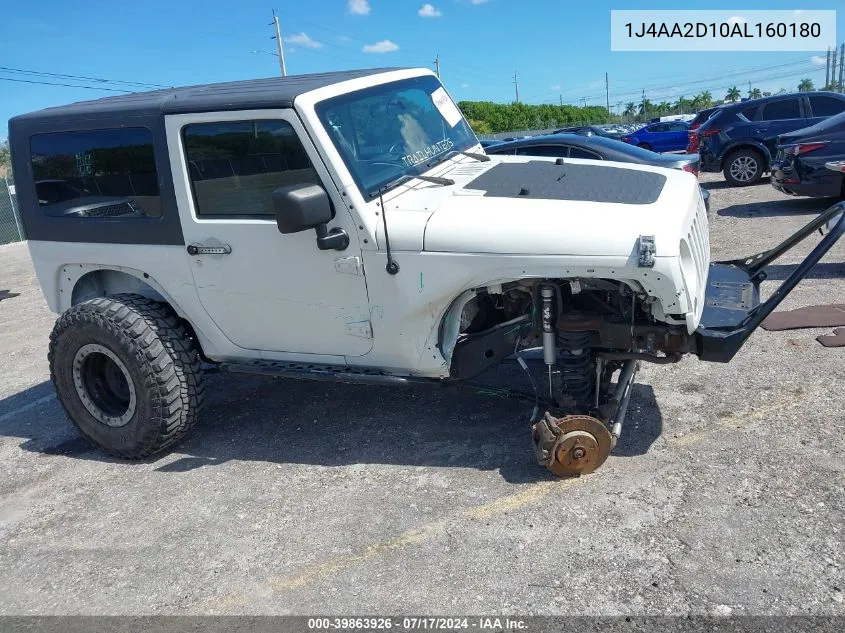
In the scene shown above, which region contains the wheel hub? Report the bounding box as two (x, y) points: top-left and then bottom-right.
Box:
(72, 343), (136, 428)
(531, 413), (612, 477)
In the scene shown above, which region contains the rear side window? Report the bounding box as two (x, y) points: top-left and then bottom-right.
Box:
(568, 147), (602, 159)
(647, 124), (667, 133)
(515, 145), (569, 158)
(809, 95), (845, 118)
(183, 119), (318, 217)
(760, 99), (801, 121)
(29, 128), (160, 218)
(739, 105), (759, 121)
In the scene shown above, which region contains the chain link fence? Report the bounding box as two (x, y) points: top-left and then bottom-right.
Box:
(0, 175), (24, 245)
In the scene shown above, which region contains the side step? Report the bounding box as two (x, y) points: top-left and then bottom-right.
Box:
(218, 360), (440, 388)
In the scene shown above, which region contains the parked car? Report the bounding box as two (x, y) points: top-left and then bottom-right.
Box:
(771, 109), (845, 198)
(685, 107), (718, 153)
(485, 133), (710, 213)
(479, 139), (502, 149)
(551, 125), (620, 139)
(620, 121), (690, 152)
(698, 91), (845, 186)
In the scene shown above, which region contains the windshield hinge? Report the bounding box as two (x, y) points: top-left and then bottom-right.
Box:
(638, 235), (656, 268)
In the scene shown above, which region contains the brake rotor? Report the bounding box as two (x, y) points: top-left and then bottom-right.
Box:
(531, 413), (612, 477)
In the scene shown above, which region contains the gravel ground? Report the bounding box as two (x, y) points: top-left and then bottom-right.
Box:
(0, 172), (843, 616)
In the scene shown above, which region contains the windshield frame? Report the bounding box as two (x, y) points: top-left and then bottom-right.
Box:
(314, 76), (478, 198)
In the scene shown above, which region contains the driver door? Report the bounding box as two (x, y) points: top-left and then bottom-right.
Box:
(166, 109), (372, 357)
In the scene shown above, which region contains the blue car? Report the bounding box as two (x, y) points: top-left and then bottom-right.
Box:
(621, 121), (690, 153)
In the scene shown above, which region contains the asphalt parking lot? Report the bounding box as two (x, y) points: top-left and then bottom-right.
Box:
(0, 172), (844, 616)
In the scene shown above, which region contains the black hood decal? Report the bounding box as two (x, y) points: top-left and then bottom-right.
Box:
(466, 160), (667, 205)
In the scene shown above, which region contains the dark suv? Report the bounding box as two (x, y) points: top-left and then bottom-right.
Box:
(697, 92), (845, 186)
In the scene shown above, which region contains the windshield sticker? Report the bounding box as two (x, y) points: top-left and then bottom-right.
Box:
(401, 138), (454, 167)
(431, 87), (463, 128)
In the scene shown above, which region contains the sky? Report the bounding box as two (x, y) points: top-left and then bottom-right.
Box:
(1, 0), (844, 139)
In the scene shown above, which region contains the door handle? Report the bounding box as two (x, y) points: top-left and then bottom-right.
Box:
(187, 244), (232, 256)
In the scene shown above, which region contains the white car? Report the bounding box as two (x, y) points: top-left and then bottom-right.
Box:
(8, 68), (844, 476)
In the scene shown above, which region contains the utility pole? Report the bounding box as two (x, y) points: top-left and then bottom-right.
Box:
(559, 94), (563, 107)
(641, 89), (646, 117)
(605, 72), (610, 114)
(832, 47), (839, 90)
(513, 71), (519, 103)
(270, 9), (287, 77)
(839, 43), (844, 91)
(748, 80), (752, 97)
(433, 54), (440, 79)
(826, 47), (831, 87)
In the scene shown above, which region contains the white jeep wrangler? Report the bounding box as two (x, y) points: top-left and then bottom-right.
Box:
(9, 68), (844, 476)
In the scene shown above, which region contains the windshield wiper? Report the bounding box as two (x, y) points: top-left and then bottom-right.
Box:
(381, 174), (456, 193)
(459, 150), (490, 162)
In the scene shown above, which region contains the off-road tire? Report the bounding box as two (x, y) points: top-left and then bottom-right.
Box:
(723, 148), (764, 186)
(49, 294), (205, 459)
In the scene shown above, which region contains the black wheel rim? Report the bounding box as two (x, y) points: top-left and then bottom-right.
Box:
(72, 344), (136, 427)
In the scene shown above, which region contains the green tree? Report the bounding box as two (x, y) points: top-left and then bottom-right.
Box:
(623, 102), (636, 116)
(0, 139), (11, 177)
(725, 86), (741, 102)
(762, 91), (772, 97)
(798, 78), (814, 92)
(749, 88), (762, 99)
(777, 88), (788, 95)
(638, 99), (653, 116)
(695, 91), (713, 109)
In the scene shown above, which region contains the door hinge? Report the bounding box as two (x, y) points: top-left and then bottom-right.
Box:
(638, 235), (656, 268)
(345, 320), (373, 339)
(335, 256), (363, 276)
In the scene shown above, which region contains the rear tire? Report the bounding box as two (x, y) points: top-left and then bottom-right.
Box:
(723, 148), (764, 186)
(637, 142), (651, 151)
(49, 294), (205, 459)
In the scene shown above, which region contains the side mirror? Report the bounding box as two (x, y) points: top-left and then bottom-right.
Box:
(272, 183), (349, 251)
(273, 183), (333, 233)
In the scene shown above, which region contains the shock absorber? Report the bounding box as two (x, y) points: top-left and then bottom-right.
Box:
(540, 286), (557, 399)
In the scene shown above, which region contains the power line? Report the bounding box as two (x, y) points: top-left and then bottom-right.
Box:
(0, 66), (169, 89)
(0, 76), (131, 93)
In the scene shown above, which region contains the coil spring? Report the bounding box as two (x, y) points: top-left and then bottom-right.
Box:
(553, 331), (595, 412)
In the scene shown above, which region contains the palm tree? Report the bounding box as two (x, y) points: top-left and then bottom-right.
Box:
(623, 102), (636, 116)
(762, 91), (772, 97)
(749, 88), (762, 99)
(798, 78), (814, 92)
(638, 99), (653, 116)
(696, 91), (713, 108)
(725, 86), (741, 102)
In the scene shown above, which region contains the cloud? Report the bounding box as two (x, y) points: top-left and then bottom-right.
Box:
(811, 55), (827, 65)
(727, 16), (747, 24)
(285, 32), (322, 49)
(550, 84), (561, 91)
(362, 39), (399, 53)
(349, 0), (371, 15)
(461, 83), (470, 88)
(418, 4), (442, 17)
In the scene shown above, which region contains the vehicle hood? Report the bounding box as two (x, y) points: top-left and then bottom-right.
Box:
(383, 155), (701, 258)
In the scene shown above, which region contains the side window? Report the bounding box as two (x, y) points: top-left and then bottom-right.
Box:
(666, 122), (688, 131)
(515, 145), (569, 158)
(760, 98), (802, 121)
(183, 119), (318, 217)
(809, 96), (845, 118)
(29, 127), (160, 218)
(568, 147), (602, 159)
(739, 105), (759, 121)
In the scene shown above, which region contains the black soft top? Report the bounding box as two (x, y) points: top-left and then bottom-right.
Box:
(9, 68), (400, 127)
